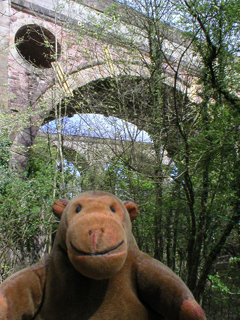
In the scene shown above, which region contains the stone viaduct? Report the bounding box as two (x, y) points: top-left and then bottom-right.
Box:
(0, 0), (198, 174)
(38, 131), (166, 171)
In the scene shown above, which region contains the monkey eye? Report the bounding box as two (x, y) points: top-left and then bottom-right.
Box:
(76, 205), (82, 213)
(110, 206), (116, 213)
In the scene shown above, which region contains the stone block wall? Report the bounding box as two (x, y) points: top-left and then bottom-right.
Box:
(0, 0), (10, 110)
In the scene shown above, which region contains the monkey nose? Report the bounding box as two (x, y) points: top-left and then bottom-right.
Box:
(88, 229), (105, 251)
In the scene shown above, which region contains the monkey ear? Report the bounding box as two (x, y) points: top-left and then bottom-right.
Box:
(124, 201), (138, 221)
(52, 199), (69, 219)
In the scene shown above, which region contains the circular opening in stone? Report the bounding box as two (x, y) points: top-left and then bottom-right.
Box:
(15, 24), (61, 68)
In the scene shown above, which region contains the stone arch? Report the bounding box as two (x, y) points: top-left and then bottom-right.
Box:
(37, 60), (150, 111)
(9, 61), (149, 173)
(9, 57), (186, 174)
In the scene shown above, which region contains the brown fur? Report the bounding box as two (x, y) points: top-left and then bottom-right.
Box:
(0, 191), (206, 320)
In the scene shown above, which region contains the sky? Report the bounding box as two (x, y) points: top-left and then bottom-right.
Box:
(41, 113), (152, 143)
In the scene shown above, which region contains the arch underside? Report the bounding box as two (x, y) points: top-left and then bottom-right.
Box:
(44, 75), (181, 129)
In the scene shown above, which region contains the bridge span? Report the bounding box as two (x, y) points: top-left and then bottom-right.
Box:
(0, 0), (198, 173)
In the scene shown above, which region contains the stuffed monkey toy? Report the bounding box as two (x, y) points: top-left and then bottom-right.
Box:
(0, 191), (206, 320)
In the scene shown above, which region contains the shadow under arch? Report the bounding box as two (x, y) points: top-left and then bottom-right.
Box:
(44, 74), (181, 132)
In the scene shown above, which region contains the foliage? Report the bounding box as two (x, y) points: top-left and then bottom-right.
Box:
(0, 134), (58, 280)
(203, 253), (240, 319)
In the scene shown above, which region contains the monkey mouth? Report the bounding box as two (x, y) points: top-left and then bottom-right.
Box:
(70, 240), (124, 256)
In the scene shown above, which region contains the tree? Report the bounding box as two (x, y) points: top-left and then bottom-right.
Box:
(113, 0), (240, 305)
(170, 0), (240, 299)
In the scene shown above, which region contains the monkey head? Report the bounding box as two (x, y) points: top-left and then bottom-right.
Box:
(52, 191), (138, 280)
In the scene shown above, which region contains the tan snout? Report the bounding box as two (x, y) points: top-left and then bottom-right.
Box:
(66, 213), (128, 279)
